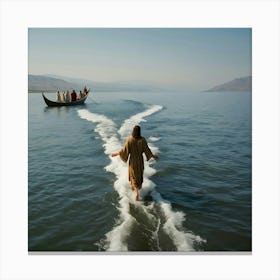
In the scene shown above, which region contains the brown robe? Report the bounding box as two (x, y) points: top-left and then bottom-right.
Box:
(119, 136), (153, 190)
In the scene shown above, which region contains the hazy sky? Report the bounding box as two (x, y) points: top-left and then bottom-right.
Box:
(28, 28), (251, 91)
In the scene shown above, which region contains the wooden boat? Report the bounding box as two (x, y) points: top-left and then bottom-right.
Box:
(42, 91), (90, 107)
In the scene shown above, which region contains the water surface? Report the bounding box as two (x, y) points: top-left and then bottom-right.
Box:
(28, 91), (251, 251)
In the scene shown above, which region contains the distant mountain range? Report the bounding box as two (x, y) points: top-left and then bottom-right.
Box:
(28, 75), (78, 91)
(205, 76), (252, 92)
(28, 74), (165, 92)
(28, 74), (252, 93)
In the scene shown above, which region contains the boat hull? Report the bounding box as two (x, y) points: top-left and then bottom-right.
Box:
(42, 92), (89, 107)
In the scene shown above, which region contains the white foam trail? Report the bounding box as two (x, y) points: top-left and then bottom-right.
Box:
(118, 104), (163, 139)
(78, 105), (205, 251)
(77, 109), (121, 155)
(106, 104), (205, 251)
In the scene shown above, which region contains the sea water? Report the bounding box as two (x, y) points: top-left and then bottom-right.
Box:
(28, 91), (251, 251)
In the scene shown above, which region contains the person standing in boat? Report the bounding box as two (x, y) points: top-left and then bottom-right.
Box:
(71, 90), (77, 102)
(78, 90), (83, 100)
(65, 90), (70, 102)
(83, 86), (88, 95)
(111, 125), (159, 201)
(62, 91), (66, 102)
(56, 91), (61, 102)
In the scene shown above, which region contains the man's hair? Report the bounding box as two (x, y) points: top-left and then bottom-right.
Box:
(132, 125), (141, 139)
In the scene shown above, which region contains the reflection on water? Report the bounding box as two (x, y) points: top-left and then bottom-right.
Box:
(43, 104), (88, 114)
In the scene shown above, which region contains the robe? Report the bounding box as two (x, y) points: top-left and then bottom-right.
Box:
(119, 136), (153, 190)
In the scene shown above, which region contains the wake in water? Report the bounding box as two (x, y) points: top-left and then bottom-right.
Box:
(77, 103), (206, 251)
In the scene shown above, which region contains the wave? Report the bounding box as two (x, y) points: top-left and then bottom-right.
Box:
(149, 136), (161, 142)
(77, 110), (121, 155)
(118, 104), (163, 140)
(77, 105), (206, 251)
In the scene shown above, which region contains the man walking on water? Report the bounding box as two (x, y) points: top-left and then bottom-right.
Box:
(111, 125), (159, 201)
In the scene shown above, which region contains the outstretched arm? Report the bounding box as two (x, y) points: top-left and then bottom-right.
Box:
(111, 152), (120, 157)
(112, 138), (130, 162)
(143, 138), (159, 161)
(152, 154), (159, 160)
